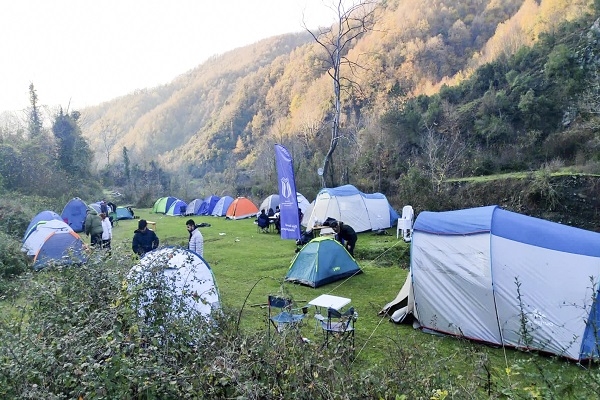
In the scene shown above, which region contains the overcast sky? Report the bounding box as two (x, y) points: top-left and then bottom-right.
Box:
(0, 0), (339, 113)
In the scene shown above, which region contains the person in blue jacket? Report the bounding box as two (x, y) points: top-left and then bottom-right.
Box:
(132, 219), (159, 257)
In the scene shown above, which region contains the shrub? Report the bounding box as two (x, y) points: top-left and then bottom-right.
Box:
(0, 231), (29, 293)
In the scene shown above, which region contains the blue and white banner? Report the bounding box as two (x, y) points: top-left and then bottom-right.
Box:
(274, 144), (300, 240)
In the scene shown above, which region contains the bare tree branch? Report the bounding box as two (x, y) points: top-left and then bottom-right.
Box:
(303, 0), (378, 187)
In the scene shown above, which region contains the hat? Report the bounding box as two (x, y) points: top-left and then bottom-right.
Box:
(138, 219), (147, 230)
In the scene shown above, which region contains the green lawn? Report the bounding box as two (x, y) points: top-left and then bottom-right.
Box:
(111, 209), (409, 362)
(68, 208), (595, 395)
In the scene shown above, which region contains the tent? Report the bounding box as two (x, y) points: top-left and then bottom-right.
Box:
(198, 195), (220, 215)
(61, 197), (88, 233)
(381, 205), (600, 361)
(225, 197), (259, 220)
(285, 236), (362, 288)
(260, 193), (310, 216)
(260, 194), (279, 213)
(152, 196), (177, 214)
(128, 247), (221, 320)
(185, 198), (203, 215)
(115, 206), (134, 220)
(21, 219), (87, 271)
(296, 193), (311, 216)
(305, 185), (399, 233)
(211, 196), (234, 217)
(166, 199), (188, 216)
(88, 202), (102, 214)
(23, 210), (62, 241)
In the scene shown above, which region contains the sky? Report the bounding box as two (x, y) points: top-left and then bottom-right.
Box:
(0, 0), (340, 113)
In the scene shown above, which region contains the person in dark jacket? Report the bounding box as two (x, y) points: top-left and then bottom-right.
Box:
(331, 221), (358, 257)
(132, 219), (159, 257)
(256, 209), (270, 232)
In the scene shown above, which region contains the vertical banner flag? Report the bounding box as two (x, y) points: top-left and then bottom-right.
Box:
(274, 144), (301, 240)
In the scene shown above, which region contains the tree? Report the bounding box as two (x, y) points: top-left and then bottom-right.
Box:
(98, 120), (120, 166)
(27, 83), (43, 138)
(123, 146), (131, 184)
(305, 0), (378, 187)
(51, 108), (92, 177)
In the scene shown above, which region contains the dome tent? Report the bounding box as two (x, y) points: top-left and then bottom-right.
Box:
(211, 196), (234, 217)
(225, 197), (259, 220)
(285, 236), (362, 288)
(128, 247), (221, 321)
(23, 210), (62, 242)
(21, 219), (87, 271)
(61, 197), (88, 233)
(152, 196), (178, 214)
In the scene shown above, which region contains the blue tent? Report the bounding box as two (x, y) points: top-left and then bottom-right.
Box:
(211, 196), (234, 216)
(61, 197), (88, 233)
(166, 199), (188, 216)
(384, 205), (600, 361)
(23, 210), (62, 241)
(186, 198), (203, 215)
(198, 195), (220, 215)
(285, 237), (362, 288)
(21, 219), (87, 271)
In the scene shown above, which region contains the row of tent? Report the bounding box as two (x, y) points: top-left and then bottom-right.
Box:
(153, 185), (400, 232)
(152, 195), (259, 219)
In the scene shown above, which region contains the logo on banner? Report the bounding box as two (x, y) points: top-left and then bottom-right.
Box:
(280, 177), (293, 199)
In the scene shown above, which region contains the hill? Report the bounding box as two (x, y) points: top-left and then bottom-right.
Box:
(78, 0), (597, 201)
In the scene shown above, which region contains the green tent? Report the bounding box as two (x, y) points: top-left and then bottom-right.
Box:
(285, 236), (362, 288)
(152, 196), (177, 214)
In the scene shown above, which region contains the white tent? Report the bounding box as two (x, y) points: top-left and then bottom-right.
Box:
(259, 194), (279, 213)
(128, 247), (221, 321)
(260, 192), (311, 216)
(305, 185), (398, 233)
(296, 192), (311, 216)
(382, 205), (600, 361)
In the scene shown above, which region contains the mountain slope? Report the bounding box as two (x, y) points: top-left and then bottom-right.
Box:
(81, 0), (594, 196)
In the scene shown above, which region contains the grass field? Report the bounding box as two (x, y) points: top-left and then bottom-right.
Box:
(111, 208), (409, 363)
(109, 209), (592, 379)
(3, 206), (597, 396)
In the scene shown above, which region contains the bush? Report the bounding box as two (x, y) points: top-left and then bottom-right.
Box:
(0, 231), (29, 295)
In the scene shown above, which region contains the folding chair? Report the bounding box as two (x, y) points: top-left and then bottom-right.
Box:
(267, 295), (308, 339)
(318, 307), (357, 350)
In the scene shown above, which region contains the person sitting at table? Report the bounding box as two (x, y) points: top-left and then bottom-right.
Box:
(256, 209), (270, 233)
(331, 221), (358, 257)
(267, 208), (275, 217)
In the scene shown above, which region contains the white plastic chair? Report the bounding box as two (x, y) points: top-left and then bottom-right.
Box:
(396, 205), (414, 242)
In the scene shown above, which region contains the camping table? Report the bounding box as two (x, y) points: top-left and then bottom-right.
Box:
(308, 294), (351, 332)
(311, 226), (329, 238)
(309, 294), (351, 311)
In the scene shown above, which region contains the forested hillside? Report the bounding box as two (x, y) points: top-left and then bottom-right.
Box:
(1, 0), (598, 210)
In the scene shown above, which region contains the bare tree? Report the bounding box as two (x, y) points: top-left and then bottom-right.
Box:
(423, 123), (467, 193)
(304, 0), (377, 187)
(99, 120), (120, 166)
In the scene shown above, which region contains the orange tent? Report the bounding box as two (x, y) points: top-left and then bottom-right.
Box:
(226, 197), (259, 220)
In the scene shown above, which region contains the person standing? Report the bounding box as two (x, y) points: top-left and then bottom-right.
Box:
(84, 206), (103, 247)
(132, 219), (159, 257)
(186, 219), (204, 257)
(100, 213), (112, 250)
(331, 221), (358, 257)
